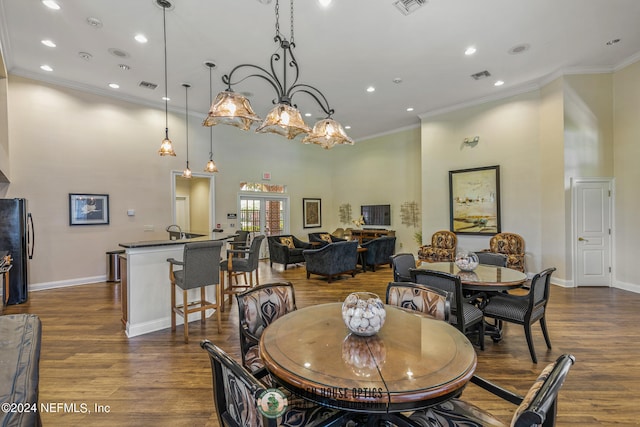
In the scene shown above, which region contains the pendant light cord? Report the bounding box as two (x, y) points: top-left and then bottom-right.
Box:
(184, 84), (189, 163)
(208, 64), (214, 158)
(163, 5), (169, 135)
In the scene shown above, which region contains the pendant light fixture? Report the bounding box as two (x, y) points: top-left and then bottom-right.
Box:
(157, 0), (175, 156)
(203, 0), (354, 148)
(182, 83), (192, 178)
(203, 62), (219, 173)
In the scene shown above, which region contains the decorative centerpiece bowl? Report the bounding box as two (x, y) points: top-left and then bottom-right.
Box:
(342, 292), (386, 336)
(455, 251), (479, 272)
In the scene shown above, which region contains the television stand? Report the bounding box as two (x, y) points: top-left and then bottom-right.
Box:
(351, 229), (395, 244)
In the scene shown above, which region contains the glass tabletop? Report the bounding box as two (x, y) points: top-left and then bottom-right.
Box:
(417, 261), (527, 291)
(259, 302), (476, 413)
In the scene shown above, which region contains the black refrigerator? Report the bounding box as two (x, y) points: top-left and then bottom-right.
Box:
(0, 198), (34, 305)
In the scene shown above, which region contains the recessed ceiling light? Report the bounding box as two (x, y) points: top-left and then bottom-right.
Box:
(406, 107), (414, 112)
(162, 96), (170, 101)
(507, 43), (530, 55)
(86, 17), (103, 29)
(366, 86), (375, 93)
(344, 125), (351, 129)
(464, 46), (476, 56)
(134, 34), (148, 43)
(304, 113), (312, 117)
(42, 0), (60, 10)
(606, 38), (621, 46)
(494, 80), (505, 87)
(319, 0), (332, 6)
(41, 39), (56, 48)
(109, 83), (120, 89)
(40, 65), (53, 72)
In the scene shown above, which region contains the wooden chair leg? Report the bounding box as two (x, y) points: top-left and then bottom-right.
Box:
(540, 316), (552, 349)
(182, 289), (189, 344)
(200, 287), (206, 324)
(216, 283), (221, 334)
(170, 282), (176, 332)
(524, 323), (537, 363)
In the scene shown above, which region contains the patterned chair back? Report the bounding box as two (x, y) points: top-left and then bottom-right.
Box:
(419, 230), (457, 262)
(489, 232), (525, 272)
(386, 282), (450, 321)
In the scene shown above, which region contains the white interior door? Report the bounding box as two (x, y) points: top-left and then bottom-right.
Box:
(573, 179), (612, 287)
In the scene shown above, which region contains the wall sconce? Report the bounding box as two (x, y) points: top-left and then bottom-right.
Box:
(463, 136), (480, 146)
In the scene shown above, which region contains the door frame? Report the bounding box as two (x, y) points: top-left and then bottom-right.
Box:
(171, 170), (216, 236)
(237, 192), (291, 235)
(571, 177), (614, 287)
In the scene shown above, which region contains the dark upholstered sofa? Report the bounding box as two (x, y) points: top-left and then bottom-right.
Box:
(303, 240), (359, 282)
(308, 232), (347, 247)
(267, 235), (313, 270)
(361, 236), (396, 272)
(0, 314), (42, 427)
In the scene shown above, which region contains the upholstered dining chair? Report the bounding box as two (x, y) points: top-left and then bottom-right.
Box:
(235, 282), (297, 382)
(409, 354), (575, 427)
(390, 253), (417, 282)
(219, 234), (265, 311)
(228, 230), (250, 251)
(410, 268), (484, 350)
(476, 251), (508, 267)
(418, 230), (457, 262)
(167, 240), (224, 343)
(386, 281), (450, 322)
(489, 232), (526, 272)
(200, 340), (350, 427)
(482, 267), (556, 363)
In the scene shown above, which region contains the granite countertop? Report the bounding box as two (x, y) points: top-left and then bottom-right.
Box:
(119, 233), (237, 249)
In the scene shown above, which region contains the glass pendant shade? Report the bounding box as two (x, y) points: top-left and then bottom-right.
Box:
(302, 118), (355, 149)
(182, 164), (192, 178)
(255, 103), (311, 139)
(204, 159), (219, 173)
(158, 132), (176, 156)
(203, 91), (261, 131)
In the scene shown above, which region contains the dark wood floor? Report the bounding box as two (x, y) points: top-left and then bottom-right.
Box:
(3, 261), (640, 426)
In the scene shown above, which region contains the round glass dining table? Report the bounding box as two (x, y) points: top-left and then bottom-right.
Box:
(259, 302), (477, 419)
(417, 261), (527, 291)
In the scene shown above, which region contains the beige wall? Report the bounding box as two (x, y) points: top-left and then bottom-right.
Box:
(3, 75), (334, 288)
(613, 60), (640, 288)
(421, 91), (543, 273)
(330, 127), (422, 254)
(0, 53), (8, 182)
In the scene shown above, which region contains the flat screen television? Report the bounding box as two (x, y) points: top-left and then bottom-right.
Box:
(361, 204), (391, 226)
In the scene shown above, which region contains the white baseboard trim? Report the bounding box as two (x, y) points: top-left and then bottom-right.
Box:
(613, 279), (640, 294)
(29, 275), (108, 292)
(550, 277), (574, 288)
(125, 309), (215, 338)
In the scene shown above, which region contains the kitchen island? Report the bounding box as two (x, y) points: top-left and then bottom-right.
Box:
(118, 233), (235, 338)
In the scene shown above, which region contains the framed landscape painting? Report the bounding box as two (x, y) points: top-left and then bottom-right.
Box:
(303, 198), (321, 228)
(449, 166), (501, 235)
(69, 193), (110, 225)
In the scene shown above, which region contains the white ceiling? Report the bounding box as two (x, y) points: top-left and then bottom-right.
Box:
(1, 0), (639, 141)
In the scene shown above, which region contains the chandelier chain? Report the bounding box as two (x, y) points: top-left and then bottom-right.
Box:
(275, 0), (280, 39)
(290, 0), (294, 44)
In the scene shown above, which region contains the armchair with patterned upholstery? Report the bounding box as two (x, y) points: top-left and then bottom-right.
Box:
(489, 232), (525, 272)
(308, 231), (347, 247)
(418, 230), (457, 262)
(267, 235), (312, 270)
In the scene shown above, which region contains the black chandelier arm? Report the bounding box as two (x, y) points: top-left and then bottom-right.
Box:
(277, 36), (301, 95)
(289, 84), (335, 117)
(223, 64), (283, 98)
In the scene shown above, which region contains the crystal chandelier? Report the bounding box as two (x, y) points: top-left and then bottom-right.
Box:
(203, 0), (354, 149)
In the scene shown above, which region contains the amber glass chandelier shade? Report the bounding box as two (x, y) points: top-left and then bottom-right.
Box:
(182, 165), (192, 178)
(302, 118), (355, 149)
(255, 103), (311, 139)
(158, 134), (176, 156)
(204, 159), (219, 173)
(203, 91), (261, 131)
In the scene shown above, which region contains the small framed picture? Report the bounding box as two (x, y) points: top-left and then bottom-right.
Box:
(69, 193), (110, 226)
(303, 198), (322, 228)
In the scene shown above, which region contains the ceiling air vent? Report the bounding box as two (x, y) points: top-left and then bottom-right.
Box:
(393, 0), (427, 16)
(470, 70), (491, 80)
(139, 81), (158, 90)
